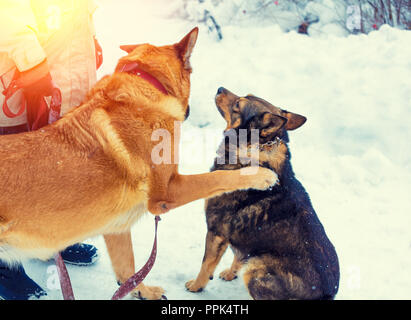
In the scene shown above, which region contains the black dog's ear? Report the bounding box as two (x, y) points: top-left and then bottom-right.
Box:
(281, 110), (307, 130)
(260, 113), (288, 137)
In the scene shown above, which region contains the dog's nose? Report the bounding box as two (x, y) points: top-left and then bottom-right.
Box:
(217, 87), (226, 95)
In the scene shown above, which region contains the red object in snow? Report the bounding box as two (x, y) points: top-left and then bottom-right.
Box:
(274, 0), (279, 5)
(372, 24), (378, 29)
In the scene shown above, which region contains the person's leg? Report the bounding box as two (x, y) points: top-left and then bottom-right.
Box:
(0, 260), (46, 300)
(0, 124), (29, 135)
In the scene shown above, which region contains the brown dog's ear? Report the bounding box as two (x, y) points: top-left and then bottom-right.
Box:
(175, 27), (199, 70)
(260, 113), (288, 137)
(281, 110), (307, 131)
(119, 44), (141, 53)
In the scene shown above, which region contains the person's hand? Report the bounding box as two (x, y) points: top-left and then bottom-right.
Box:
(17, 60), (62, 130)
(23, 72), (58, 101)
(94, 37), (103, 70)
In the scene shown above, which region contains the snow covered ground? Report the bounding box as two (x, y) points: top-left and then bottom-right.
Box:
(23, 0), (411, 300)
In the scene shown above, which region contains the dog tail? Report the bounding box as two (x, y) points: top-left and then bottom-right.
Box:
(243, 255), (288, 300)
(244, 254), (331, 300)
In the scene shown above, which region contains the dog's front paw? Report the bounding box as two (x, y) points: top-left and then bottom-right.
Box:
(219, 269), (238, 281)
(133, 284), (165, 300)
(185, 279), (204, 293)
(240, 167), (278, 191)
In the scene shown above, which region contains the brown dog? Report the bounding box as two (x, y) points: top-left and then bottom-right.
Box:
(0, 29), (278, 299)
(186, 88), (340, 300)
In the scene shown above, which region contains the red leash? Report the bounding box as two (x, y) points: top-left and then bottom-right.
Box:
(55, 216), (163, 300)
(54, 252), (75, 300)
(112, 216), (163, 300)
(1, 71), (26, 118)
(1, 69), (62, 130)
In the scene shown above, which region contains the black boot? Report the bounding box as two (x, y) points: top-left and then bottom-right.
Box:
(60, 243), (99, 266)
(0, 261), (46, 300)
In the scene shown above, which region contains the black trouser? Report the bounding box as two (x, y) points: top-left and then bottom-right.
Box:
(0, 260), (25, 275)
(0, 123), (29, 135)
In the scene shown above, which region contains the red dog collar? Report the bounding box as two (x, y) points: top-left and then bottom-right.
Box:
(119, 62), (168, 95)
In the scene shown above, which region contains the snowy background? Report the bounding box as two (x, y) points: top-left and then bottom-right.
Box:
(24, 0), (411, 300)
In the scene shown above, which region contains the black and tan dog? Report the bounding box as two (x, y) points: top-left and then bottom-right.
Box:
(186, 88), (340, 300)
